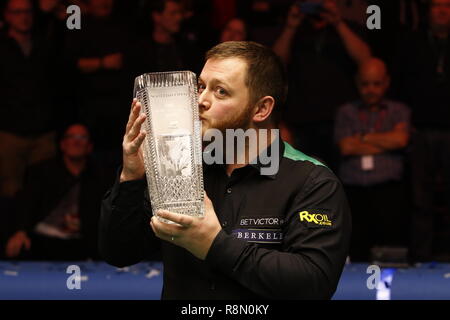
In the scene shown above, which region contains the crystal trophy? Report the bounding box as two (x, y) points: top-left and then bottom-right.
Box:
(133, 71), (204, 222)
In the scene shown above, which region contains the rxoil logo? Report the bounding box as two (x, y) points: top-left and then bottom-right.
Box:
(299, 210), (332, 227)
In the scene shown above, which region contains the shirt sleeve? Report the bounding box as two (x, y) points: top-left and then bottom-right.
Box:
(204, 166), (352, 299)
(98, 168), (160, 267)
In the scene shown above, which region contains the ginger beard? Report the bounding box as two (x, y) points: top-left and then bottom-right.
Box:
(201, 101), (254, 137)
(200, 103), (255, 164)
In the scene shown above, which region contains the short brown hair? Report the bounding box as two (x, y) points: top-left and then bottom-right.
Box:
(205, 41), (288, 123)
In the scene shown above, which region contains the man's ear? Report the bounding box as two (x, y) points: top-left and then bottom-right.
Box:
(252, 96), (275, 124)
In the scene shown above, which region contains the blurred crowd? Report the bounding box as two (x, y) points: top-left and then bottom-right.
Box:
(0, 0), (449, 263)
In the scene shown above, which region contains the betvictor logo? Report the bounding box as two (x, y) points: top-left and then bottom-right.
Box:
(299, 211), (332, 227)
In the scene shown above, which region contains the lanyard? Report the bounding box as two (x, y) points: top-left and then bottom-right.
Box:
(358, 109), (387, 133)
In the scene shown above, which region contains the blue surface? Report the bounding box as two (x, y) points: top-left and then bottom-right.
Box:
(333, 264), (377, 300)
(333, 263), (450, 300)
(391, 263), (450, 300)
(0, 261), (163, 300)
(1, 261), (449, 300)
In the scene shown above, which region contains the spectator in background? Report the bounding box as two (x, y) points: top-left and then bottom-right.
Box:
(0, 0), (57, 200)
(335, 58), (411, 262)
(220, 18), (248, 42)
(35, 0), (67, 42)
(35, 0), (79, 132)
(64, 0), (132, 169)
(131, 0), (202, 75)
(237, 0), (292, 47)
(5, 124), (111, 261)
(273, 0), (371, 168)
(393, 0), (450, 262)
(178, 0), (216, 53)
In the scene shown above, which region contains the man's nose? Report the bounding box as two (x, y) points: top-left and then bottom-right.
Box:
(199, 90), (211, 111)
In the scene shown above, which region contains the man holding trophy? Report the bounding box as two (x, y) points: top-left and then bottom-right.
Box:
(99, 41), (351, 299)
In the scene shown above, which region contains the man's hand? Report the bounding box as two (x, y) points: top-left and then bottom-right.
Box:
(120, 99), (147, 182)
(150, 194), (222, 260)
(273, 4), (305, 65)
(5, 231), (31, 258)
(321, 0), (342, 27)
